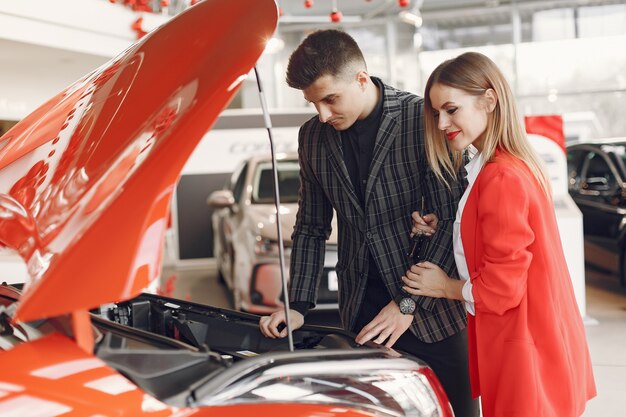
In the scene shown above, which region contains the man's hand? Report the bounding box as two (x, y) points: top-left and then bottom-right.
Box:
(355, 300), (413, 348)
(259, 309), (304, 338)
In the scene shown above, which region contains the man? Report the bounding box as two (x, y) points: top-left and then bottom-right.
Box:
(259, 30), (478, 417)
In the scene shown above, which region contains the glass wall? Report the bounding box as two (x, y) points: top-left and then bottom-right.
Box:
(419, 2), (626, 139)
(242, 2), (626, 140)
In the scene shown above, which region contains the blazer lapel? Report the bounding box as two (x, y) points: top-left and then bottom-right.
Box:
(364, 85), (402, 207)
(461, 169), (481, 276)
(323, 127), (365, 218)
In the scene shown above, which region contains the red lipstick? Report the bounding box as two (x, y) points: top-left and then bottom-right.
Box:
(446, 131), (460, 141)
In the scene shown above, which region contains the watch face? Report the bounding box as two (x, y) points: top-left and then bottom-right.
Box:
(399, 297), (416, 314)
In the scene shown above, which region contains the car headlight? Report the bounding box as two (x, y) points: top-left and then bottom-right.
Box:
(254, 237), (290, 256)
(197, 358), (452, 417)
(254, 237), (278, 256)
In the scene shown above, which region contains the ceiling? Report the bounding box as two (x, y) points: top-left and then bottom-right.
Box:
(277, 0), (626, 26)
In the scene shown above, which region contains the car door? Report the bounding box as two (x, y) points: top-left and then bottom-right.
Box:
(570, 147), (626, 272)
(214, 162), (249, 285)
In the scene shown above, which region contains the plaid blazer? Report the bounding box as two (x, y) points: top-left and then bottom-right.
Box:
(289, 82), (467, 343)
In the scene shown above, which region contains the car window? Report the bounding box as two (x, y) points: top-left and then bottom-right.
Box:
(252, 161), (300, 204)
(231, 162), (249, 204)
(581, 152), (616, 191)
(602, 144), (626, 179)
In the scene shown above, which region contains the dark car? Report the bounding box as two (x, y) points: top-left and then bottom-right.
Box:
(567, 139), (626, 285)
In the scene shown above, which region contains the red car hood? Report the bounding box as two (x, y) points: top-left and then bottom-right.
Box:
(0, 0), (278, 322)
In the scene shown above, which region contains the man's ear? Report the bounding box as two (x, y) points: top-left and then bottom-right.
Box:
(356, 70), (369, 90)
(484, 88), (498, 113)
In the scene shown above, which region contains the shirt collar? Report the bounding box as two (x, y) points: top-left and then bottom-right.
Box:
(464, 145), (484, 185)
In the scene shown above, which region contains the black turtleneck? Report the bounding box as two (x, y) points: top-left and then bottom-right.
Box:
(341, 76), (384, 205)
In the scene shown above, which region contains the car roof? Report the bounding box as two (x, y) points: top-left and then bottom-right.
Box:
(567, 137), (626, 148)
(246, 152), (299, 165)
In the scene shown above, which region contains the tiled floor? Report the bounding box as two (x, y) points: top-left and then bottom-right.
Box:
(163, 262), (626, 416)
(581, 270), (626, 417)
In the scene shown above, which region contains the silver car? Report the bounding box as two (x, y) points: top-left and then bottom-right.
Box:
(208, 153), (338, 314)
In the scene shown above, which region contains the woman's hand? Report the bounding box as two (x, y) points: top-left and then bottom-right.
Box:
(410, 211), (438, 237)
(402, 261), (464, 300)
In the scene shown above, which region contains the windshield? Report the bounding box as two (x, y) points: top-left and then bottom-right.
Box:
(252, 160), (300, 204)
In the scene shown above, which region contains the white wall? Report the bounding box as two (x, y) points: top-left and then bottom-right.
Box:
(0, 0), (168, 57)
(0, 0), (170, 121)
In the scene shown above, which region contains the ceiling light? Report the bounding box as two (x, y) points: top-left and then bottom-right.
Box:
(399, 10), (422, 27)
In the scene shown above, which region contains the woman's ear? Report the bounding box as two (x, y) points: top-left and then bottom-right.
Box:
(484, 88), (498, 113)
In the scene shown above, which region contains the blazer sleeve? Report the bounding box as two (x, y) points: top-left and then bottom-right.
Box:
(288, 125), (334, 307)
(471, 166), (535, 316)
(418, 151), (466, 311)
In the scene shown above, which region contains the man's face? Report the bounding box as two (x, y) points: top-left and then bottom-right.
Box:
(302, 73), (367, 131)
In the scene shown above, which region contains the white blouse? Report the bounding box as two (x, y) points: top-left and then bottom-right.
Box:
(454, 148), (484, 316)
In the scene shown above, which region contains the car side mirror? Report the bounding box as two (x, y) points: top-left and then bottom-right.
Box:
(207, 190), (235, 209)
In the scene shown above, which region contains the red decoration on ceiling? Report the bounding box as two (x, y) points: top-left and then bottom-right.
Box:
(330, 9), (342, 22)
(106, 0), (198, 13)
(398, 0), (410, 7)
(304, 0), (313, 8)
(131, 0), (152, 12)
(131, 16), (148, 39)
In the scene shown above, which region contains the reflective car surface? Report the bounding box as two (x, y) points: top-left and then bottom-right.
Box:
(567, 139), (626, 285)
(0, 0), (452, 416)
(208, 153), (338, 313)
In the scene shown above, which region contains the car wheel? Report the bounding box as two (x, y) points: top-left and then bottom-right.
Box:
(213, 233), (226, 285)
(230, 251), (242, 310)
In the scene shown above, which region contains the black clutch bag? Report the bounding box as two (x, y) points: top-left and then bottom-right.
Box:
(407, 233), (429, 265)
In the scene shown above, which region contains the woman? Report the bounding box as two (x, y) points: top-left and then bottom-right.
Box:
(403, 52), (596, 417)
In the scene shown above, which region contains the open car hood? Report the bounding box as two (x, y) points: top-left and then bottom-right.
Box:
(0, 0), (278, 322)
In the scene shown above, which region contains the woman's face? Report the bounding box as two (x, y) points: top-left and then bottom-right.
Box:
(428, 83), (492, 152)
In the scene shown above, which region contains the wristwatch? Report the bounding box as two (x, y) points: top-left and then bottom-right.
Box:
(395, 293), (417, 315)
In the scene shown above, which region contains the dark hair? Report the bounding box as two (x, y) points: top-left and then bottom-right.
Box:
(286, 29), (366, 90)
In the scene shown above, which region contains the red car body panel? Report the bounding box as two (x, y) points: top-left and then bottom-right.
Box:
(0, 0), (277, 323)
(192, 404), (379, 417)
(0, 333), (378, 417)
(0, 333), (178, 416)
(0, 2), (454, 416)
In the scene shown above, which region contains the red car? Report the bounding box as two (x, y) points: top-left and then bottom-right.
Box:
(0, 1), (452, 416)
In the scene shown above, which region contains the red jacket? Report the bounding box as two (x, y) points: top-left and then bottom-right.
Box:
(462, 150), (596, 417)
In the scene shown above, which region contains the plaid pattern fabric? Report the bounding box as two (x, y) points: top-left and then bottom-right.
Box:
(289, 83), (467, 343)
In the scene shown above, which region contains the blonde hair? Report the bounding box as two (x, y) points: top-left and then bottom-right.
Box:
(423, 52), (550, 195)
